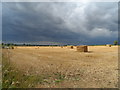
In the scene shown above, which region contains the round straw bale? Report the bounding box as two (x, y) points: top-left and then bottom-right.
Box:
(12, 46), (14, 49)
(77, 45), (88, 52)
(106, 44), (111, 47)
(71, 46), (74, 49)
(9, 46), (14, 49)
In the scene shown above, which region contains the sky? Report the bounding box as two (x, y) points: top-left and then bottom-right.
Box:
(2, 2), (118, 45)
(0, 2), (1, 43)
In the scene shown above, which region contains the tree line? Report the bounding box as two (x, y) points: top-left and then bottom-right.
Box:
(1, 40), (119, 47)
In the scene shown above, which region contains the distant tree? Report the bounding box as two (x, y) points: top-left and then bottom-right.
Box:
(6, 43), (10, 46)
(1, 43), (4, 48)
(2, 43), (4, 45)
(9, 43), (14, 46)
(114, 40), (118, 45)
(23, 44), (26, 46)
(14, 44), (17, 46)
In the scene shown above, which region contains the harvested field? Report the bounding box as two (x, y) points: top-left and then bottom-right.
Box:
(2, 46), (118, 88)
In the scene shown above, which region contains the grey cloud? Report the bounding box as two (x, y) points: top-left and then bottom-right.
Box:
(2, 2), (118, 45)
(0, 2), (1, 42)
(84, 2), (118, 31)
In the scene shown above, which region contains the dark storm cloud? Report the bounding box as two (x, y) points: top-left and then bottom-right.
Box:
(2, 2), (118, 45)
(84, 2), (118, 32)
(0, 2), (1, 42)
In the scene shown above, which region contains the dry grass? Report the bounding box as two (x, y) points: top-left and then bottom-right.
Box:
(2, 46), (118, 88)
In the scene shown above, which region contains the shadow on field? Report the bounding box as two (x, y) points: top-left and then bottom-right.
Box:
(87, 51), (93, 53)
(75, 51), (93, 53)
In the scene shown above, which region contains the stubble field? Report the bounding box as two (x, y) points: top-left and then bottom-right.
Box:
(2, 46), (118, 88)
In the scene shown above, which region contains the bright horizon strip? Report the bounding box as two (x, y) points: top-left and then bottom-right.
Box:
(1, 0), (119, 2)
